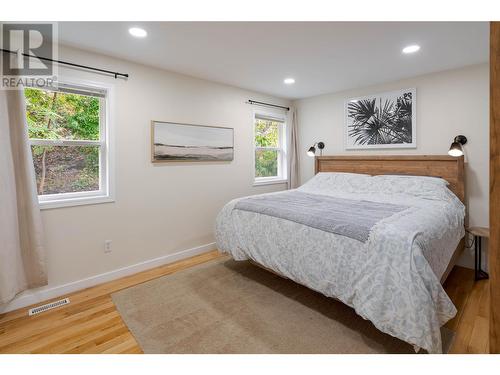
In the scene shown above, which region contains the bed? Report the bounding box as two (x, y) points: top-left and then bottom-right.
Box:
(215, 155), (465, 353)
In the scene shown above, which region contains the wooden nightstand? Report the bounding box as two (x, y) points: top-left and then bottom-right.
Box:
(467, 226), (490, 281)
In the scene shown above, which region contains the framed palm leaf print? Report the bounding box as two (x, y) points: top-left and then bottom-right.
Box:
(345, 88), (416, 149)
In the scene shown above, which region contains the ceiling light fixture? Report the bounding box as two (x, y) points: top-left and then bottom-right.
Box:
(402, 44), (420, 54)
(284, 78), (295, 85)
(129, 27), (147, 38)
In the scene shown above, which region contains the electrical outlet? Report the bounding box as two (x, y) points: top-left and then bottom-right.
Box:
(104, 240), (112, 253)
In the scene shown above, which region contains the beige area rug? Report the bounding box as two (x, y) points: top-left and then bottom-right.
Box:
(112, 257), (455, 354)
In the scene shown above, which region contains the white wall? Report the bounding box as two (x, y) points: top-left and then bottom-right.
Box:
(294, 64), (489, 268)
(3, 45), (289, 311)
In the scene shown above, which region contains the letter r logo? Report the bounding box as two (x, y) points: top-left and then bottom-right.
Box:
(2, 23), (54, 76)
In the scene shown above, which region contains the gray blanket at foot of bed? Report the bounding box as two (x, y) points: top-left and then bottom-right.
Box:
(234, 191), (409, 242)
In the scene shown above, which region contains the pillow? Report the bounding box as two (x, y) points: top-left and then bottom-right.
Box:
(371, 174), (449, 186)
(369, 174), (452, 200)
(298, 172), (371, 194)
(299, 172), (457, 202)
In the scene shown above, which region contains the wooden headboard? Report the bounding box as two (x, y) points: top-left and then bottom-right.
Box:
(315, 155), (465, 202)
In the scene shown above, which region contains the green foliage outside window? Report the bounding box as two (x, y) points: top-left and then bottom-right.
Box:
(255, 118), (282, 178)
(25, 87), (100, 140)
(24, 88), (101, 195)
(255, 150), (278, 177)
(255, 118), (278, 147)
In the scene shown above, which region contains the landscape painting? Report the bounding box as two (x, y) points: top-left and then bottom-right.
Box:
(345, 88), (416, 149)
(152, 121), (234, 162)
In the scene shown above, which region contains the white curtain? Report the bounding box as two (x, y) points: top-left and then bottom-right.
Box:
(0, 89), (47, 305)
(287, 106), (300, 189)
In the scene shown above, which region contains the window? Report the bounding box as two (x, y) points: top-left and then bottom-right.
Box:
(24, 82), (112, 209)
(254, 112), (287, 185)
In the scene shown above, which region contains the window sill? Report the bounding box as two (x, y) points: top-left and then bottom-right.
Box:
(39, 195), (115, 210)
(253, 178), (288, 187)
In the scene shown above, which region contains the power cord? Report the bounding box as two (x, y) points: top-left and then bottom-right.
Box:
(464, 229), (475, 249)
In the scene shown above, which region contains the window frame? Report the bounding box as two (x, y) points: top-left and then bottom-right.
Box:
(253, 109), (288, 186)
(26, 78), (115, 210)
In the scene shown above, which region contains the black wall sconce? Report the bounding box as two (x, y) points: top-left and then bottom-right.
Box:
(307, 142), (325, 157)
(448, 135), (467, 157)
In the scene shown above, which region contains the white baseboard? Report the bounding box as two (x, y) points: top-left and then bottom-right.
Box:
(0, 242), (216, 314)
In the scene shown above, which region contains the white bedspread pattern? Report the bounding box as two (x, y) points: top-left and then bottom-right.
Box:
(215, 173), (465, 353)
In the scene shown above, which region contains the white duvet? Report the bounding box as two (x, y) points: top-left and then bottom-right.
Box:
(215, 172), (465, 353)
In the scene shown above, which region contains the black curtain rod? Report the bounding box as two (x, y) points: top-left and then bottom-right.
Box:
(247, 99), (289, 111)
(0, 49), (129, 79)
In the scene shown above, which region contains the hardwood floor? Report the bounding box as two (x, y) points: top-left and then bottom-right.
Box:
(444, 266), (490, 353)
(0, 251), (489, 354)
(0, 250), (222, 354)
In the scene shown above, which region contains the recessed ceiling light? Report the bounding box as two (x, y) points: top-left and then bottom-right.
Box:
(402, 44), (420, 54)
(284, 78), (295, 85)
(129, 27), (147, 38)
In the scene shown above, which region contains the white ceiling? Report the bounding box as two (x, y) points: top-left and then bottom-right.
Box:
(58, 22), (489, 99)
